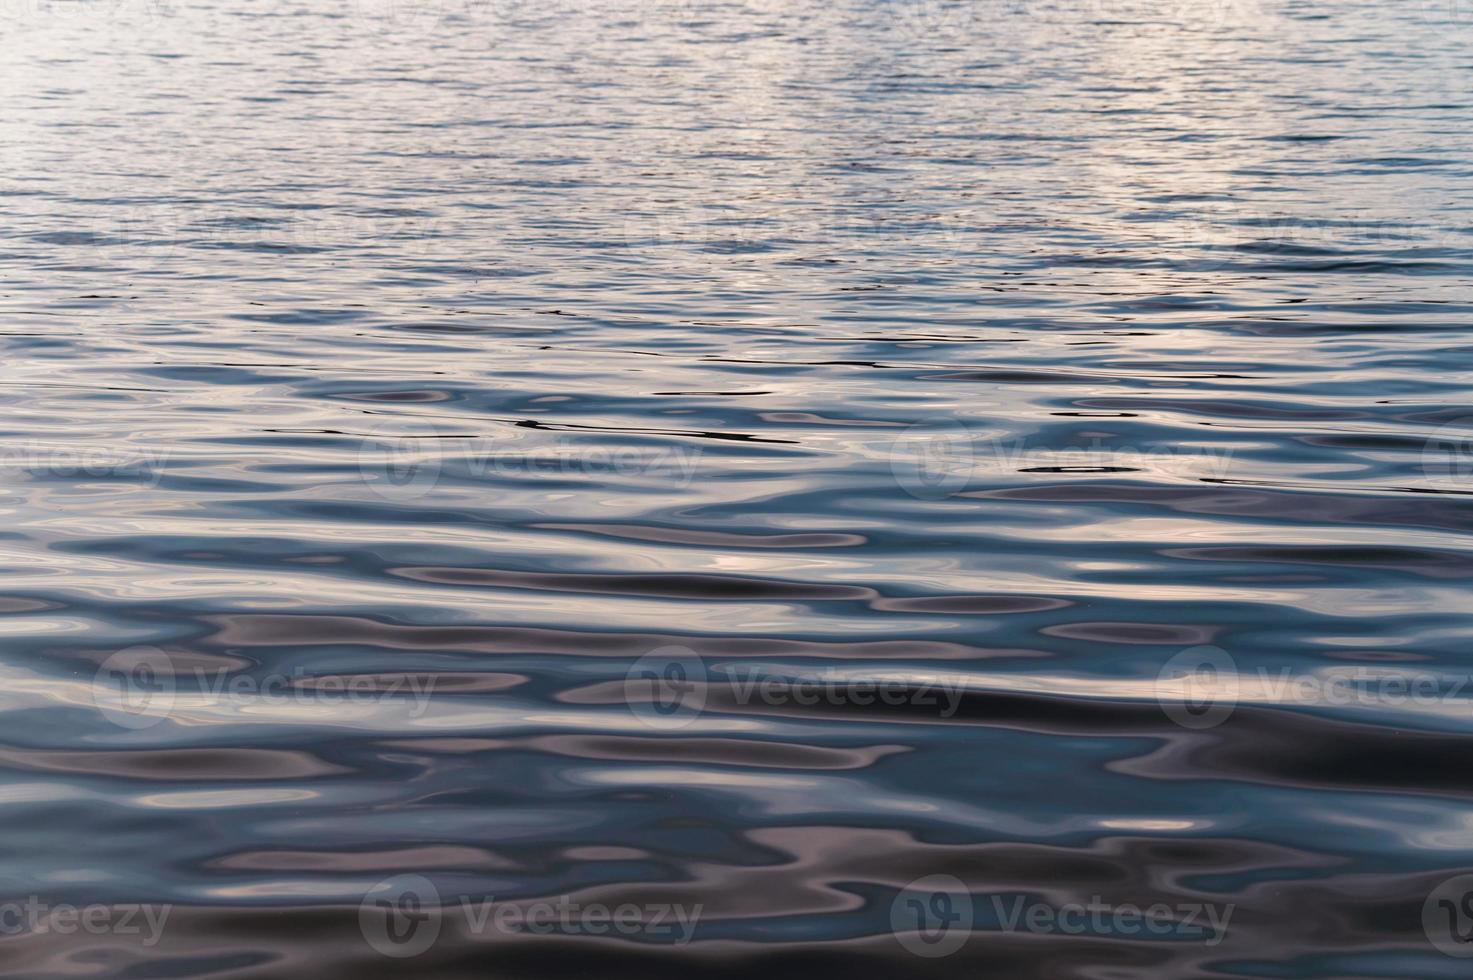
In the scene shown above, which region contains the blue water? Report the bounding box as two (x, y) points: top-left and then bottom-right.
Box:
(3, 0), (1473, 975)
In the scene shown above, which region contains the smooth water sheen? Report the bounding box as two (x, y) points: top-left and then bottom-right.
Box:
(3, 0), (1473, 975)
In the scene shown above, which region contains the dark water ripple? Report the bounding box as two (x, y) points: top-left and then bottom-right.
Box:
(2, 0), (1473, 975)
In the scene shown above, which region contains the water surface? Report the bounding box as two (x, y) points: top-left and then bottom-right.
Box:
(2, 0), (1473, 975)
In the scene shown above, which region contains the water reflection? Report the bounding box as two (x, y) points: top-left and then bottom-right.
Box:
(1, 0), (1472, 976)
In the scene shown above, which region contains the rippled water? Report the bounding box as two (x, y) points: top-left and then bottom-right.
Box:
(4, 0), (1473, 975)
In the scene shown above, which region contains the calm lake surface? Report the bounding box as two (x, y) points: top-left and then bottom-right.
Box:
(3, 0), (1473, 975)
